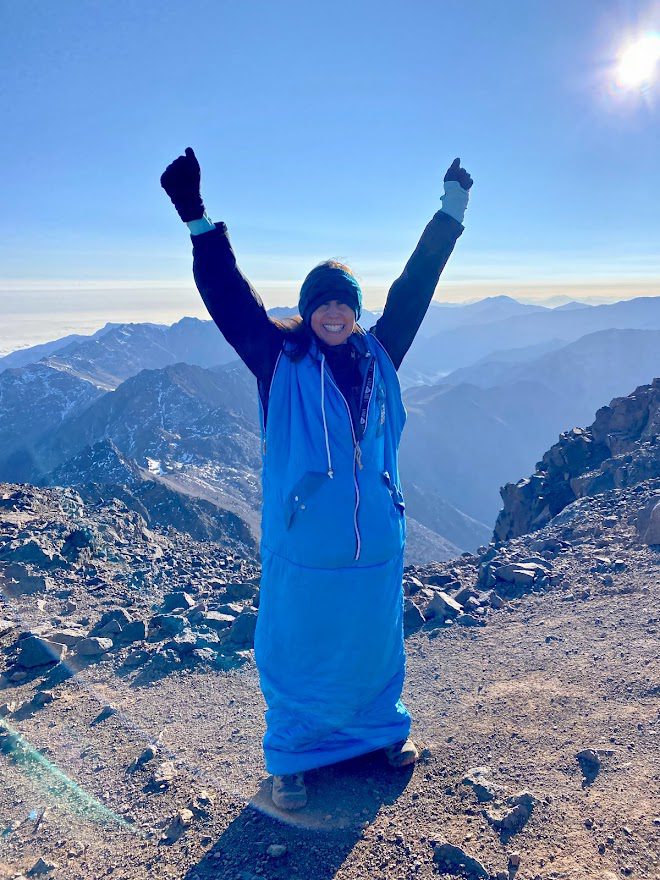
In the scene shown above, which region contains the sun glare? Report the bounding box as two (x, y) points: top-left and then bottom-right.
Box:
(615, 32), (660, 87)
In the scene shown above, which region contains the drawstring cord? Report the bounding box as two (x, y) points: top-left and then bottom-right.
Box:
(320, 355), (334, 478)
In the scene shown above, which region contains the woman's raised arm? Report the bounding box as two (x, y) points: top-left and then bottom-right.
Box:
(160, 148), (283, 385)
(371, 158), (473, 370)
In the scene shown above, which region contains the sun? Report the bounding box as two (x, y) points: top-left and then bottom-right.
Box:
(615, 33), (660, 87)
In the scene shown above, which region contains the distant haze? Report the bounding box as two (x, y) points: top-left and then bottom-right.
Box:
(2, 282), (658, 357)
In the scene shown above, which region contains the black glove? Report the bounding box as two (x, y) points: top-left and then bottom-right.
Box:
(444, 157), (473, 191)
(160, 147), (206, 222)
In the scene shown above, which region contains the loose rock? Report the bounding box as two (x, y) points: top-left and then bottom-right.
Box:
(162, 808), (194, 843)
(425, 591), (462, 620)
(76, 637), (113, 656)
(27, 857), (57, 875)
(18, 636), (67, 669)
(485, 790), (536, 834)
(432, 842), (489, 879)
(461, 767), (505, 802)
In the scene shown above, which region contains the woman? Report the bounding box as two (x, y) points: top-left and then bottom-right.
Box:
(160, 149), (472, 810)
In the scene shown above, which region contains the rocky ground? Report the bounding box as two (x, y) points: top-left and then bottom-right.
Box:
(0, 479), (658, 880)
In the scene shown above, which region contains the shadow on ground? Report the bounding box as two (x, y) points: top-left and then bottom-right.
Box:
(183, 750), (414, 879)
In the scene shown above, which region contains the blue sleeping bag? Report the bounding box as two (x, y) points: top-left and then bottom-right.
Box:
(254, 328), (411, 775)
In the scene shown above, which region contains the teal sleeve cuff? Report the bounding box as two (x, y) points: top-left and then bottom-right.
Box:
(186, 213), (215, 235)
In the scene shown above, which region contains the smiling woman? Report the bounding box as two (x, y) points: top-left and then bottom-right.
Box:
(160, 146), (472, 811)
(615, 32), (660, 87)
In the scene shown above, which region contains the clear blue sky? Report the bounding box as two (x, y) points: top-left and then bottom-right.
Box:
(1, 0), (658, 348)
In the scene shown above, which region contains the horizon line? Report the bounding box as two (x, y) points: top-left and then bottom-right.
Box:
(0, 277), (658, 305)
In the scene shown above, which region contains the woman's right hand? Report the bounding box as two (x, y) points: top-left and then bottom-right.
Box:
(160, 147), (206, 222)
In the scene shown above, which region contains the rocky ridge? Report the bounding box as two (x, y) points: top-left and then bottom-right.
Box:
(494, 378), (659, 542)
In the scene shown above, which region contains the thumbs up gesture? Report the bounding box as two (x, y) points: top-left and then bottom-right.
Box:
(444, 157), (473, 191)
(160, 147), (206, 222)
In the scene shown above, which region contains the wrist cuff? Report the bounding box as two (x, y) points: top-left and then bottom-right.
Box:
(440, 180), (469, 224)
(187, 213), (215, 235)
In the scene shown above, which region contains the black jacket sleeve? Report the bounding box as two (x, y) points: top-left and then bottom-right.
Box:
(371, 210), (464, 370)
(190, 222), (284, 390)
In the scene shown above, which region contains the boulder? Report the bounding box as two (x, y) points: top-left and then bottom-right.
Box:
(167, 632), (197, 655)
(0, 568), (55, 597)
(150, 614), (186, 636)
(0, 701), (19, 717)
(162, 591), (195, 612)
(31, 689), (55, 708)
(201, 611), (235, 632)
(224, 581), (259, 601)
(456, 612), (486, 627)
(637, 497), (660, 545)
(18, 636), (67, 668)
(119, 619), (147, 643)
(576, 748), (601, 784)
(92, 608), (133, 631)
(45, 628), (86, 647)
(91, 704), (117, 724)
(425, 591), (462, 620)
(433, 842), (489, 879)
(76, 637), (113, 656)
(494, 562), (541, 585)
(124, 648), (150, 667)
(403, 575), (424, 595)
(188, 789), (215, 817)
(61, 526), (98, 562)
(267, 844), (287, 858)
(403, 598), (425, 635)
(228, 608), (258, 647)
(129, 744), (158, 771)
(423, 572), (457, 588)
(93, 619), (122, 638)
(454, 586), (480, 606)
(152, 760), (176, 788)
(213, 602), (243, 617)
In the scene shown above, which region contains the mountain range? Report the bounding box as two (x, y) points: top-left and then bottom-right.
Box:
(1, 294), (658, 560)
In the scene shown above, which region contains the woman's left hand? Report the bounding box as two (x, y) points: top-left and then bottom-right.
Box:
(444, 157), (473, 191)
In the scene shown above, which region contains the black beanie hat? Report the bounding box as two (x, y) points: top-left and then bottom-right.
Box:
(298, 262), (362, 324)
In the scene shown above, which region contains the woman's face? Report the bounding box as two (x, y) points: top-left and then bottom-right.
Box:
(310, 300), (356, 346)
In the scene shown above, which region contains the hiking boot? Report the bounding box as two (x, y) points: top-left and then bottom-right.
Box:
(384, 738), (419, 768)
(271, 772), (307, 810)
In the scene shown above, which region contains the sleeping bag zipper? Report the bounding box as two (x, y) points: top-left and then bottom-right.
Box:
(321, 354), (373, 561)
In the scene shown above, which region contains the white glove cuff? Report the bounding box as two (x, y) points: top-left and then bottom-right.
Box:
(440, 180), (469, 224)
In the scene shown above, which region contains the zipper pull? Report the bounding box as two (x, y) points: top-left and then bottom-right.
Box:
(262, 439), (267, 455)
(355, 443), (364, 470)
